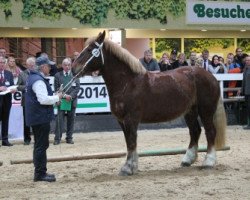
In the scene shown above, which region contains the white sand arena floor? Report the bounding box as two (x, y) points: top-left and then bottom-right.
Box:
(0, 126), (250, 200)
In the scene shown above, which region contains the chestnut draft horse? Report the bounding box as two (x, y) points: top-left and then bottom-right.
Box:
(72, 31), (226, 176)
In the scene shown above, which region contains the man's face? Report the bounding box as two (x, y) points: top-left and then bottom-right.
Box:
(245, 57), (250, 67)
(144, 53), (152, 63)
(190, 53), (196, 61)
(41, 64), (51, 76)
(202, 52), (209, 60)
(170, 53), (177, 60)
(62, 62), (71, 72)
(73, 52), (79, 60)
(0, 57), (5, 71)
(236, 48), (243, 56)
(0, 49), (6, 57)
(26, 62), (35, 70)
(227, 55), (234, 64)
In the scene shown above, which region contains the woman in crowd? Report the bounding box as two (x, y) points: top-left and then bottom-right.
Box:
(6, 56), (21, 84)
(158, 52), (172, 71)
(211, 55), (228, 74)
(172, 53), (188, 69)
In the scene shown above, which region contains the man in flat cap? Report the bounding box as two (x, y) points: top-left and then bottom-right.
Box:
(25, 56), (62, 182)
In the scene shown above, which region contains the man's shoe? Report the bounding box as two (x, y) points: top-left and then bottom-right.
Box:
(2, 141), (13, 146)
(34, 174), (56, 182)
(243, 125), (250, 130)
(53, 140), (60, 145)
(66, 140), (74, 144)
(24, 141), (30, 145)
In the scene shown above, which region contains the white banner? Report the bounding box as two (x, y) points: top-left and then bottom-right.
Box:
(186, 0), (250, 25)
(12, 76), (111, 113)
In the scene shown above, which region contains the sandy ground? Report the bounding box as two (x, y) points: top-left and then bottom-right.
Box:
(0, 126), (250, 200)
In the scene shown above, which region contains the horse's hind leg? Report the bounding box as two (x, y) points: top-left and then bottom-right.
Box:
(118, 120), (139, 176)
(181, 107), (201, 167)
(200, 116), (217, 168)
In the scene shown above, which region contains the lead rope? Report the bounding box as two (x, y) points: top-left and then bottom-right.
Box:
(59, 41), (104, 94)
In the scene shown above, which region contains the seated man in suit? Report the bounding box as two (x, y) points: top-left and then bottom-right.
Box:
(54, 58), (80, 145)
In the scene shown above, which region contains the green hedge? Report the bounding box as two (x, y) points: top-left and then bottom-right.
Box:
(1, 0), (186, 26)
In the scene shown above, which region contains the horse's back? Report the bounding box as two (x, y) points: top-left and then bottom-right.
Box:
(138, 67), (219, 123)
(139, 67), (197, 122)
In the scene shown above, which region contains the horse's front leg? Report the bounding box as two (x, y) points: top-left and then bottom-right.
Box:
(118, 120), (139, 176)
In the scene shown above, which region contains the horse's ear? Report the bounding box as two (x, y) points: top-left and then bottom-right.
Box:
(96, 30), (106, 43)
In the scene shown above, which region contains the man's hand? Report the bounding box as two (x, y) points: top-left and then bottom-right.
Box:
(10, 89), (17, 93)
(56, 92), (63, 100)
(64, 95), (72, 102)
(0, 86), (7, 92)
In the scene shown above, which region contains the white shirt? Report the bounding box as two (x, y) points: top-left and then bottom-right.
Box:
(32, 78), (59, 105)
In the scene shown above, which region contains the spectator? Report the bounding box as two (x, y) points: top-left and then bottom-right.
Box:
(238, 56), (250, 129)
(169, 49), (178, 67)
(139, 49), (160, 72)
(195, 57), (216, 74)
(218, 56), (225, 65)
(226, 53), (241, 97)
(158, 52), (172, 71)
(25, 56), (62, 182)
(54, 58), (80, 145)
(72, 51), (80, 63)
(187, 51), (197, 67)
(211, 55), (228, 74)
(172, 53), (188, 69)
(195, 57), (204, 68)
(6, 56), (21, 84)
(241, 53), (249, 71)
(234, 47), (244, 69)
(0, 56), (15, 146)
(201, 49), (212, 70)
(0, 48), (7, 59)
(17, 57), (36, 145)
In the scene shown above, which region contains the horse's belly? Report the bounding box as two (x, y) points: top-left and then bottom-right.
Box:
(140, 94), (193, 123)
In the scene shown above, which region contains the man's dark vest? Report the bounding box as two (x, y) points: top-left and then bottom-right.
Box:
(25, 70), (54, 126)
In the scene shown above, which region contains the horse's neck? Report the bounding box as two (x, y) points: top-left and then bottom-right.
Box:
(102, 54), (135, 96)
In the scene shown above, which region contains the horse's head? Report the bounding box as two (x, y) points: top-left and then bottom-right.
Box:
(72, 31), (106, 77)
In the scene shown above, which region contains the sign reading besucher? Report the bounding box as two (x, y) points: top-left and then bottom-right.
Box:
(186, 0), (250, 24)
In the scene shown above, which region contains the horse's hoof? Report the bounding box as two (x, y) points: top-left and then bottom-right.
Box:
(119, 166), (133, 176)
(201, 165), (214, 170)
(119, 171), (131, 176)
(181, 162), (191, 167)
(119, 169), (134, 176)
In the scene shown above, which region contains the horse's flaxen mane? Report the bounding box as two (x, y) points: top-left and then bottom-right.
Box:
(85, 37), (146, 75)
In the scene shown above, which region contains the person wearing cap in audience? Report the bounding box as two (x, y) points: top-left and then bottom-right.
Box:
(25, 56), (62, 182)
(139, 49), (160, 72)
(53, 58), (80, 145)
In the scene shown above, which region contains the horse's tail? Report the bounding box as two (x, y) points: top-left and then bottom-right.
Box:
(213, 97), (226, 149)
